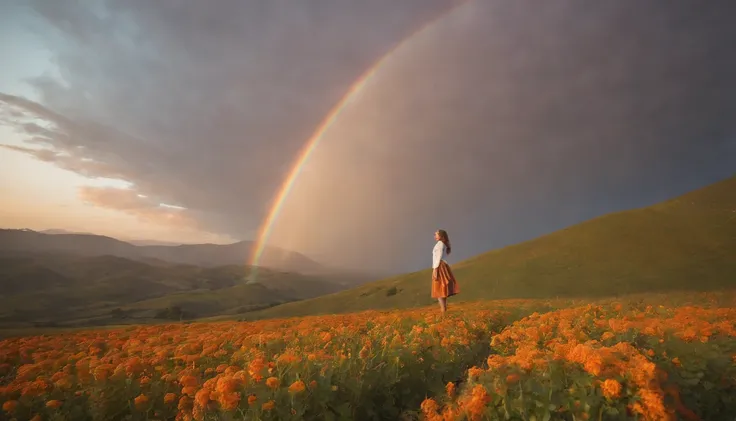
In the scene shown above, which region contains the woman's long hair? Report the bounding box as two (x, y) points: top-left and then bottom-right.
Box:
(437, 229), (451, 255)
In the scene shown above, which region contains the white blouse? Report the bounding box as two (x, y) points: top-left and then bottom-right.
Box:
(432, 241), (446, 269)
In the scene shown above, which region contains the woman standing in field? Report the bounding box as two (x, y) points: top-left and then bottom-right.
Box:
(432, 229), (459, 313)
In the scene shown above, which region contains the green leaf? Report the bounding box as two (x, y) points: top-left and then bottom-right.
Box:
(684, 377), (701, 386)
(542, 409), (552, 421)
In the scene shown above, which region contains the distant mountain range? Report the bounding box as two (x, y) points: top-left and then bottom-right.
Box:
(127, 239), (189, 247)
(40, 229), (95, 236)
(0, 230), (382, 332)
(40, 229), (191, 247)
(1, 229), (324, 274)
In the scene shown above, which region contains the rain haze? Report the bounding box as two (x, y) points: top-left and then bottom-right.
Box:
(1, 0), (735, 274)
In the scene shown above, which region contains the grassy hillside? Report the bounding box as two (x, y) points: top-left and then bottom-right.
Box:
(0, 254), (344, 330)
(246, 175), (736, 319)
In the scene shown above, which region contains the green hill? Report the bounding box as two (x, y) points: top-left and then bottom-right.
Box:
(245, 175), (736, 319)
(0, 254), (344, 331)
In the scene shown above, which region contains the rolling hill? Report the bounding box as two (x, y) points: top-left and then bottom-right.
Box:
(0, 229), (324, 274)
(0, 254), (345, 331)
(244, 174), (736, 319)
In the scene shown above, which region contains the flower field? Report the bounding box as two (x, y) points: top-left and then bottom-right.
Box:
(1, 292), (735, 421)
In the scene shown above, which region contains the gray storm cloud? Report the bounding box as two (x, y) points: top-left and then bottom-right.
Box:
(2, 0), (735, 273)
(1, 0), (455, 239)
(267, 0), (736, 271)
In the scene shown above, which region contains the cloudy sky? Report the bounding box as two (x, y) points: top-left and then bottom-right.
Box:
(1, 0), (734, 273)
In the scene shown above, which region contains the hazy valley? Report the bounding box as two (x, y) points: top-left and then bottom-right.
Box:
(0, 230), (378, 333)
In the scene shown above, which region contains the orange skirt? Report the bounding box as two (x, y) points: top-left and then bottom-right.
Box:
(431, 260), (459, 298)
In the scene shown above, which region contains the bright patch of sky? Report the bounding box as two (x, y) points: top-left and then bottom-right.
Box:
(0, 4), (207, 242)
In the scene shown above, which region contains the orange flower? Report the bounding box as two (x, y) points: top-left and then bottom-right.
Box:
(178, 396), (193, 411)
(359, 346), (371, 359)
(467, 366), (484, 380)
(45, 400), (63, 409)
(194, 388), (210, 408)
(93, 365), (113, 382)
(217, 391), (241, 411)
(182, 386), (197, 396)
(133, 394), (149, 411)
(422, 397), (445, 421)
(164, 393), (177, 405)
(265, 376), (280, 389)
(446, 381), (456, 398)
(420, 397), (439, 414)
(215, 377), (239, 394)
(288, 380), (306, 394)
(464, 385), (492, 420)
(180, 375), (199, 387)
(2, 400), (18, 413)
(601, 331), (615, 341)
(276, 353), (301, 364)
(601, 379), (622, 399)
(0, 294), (733, 420)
